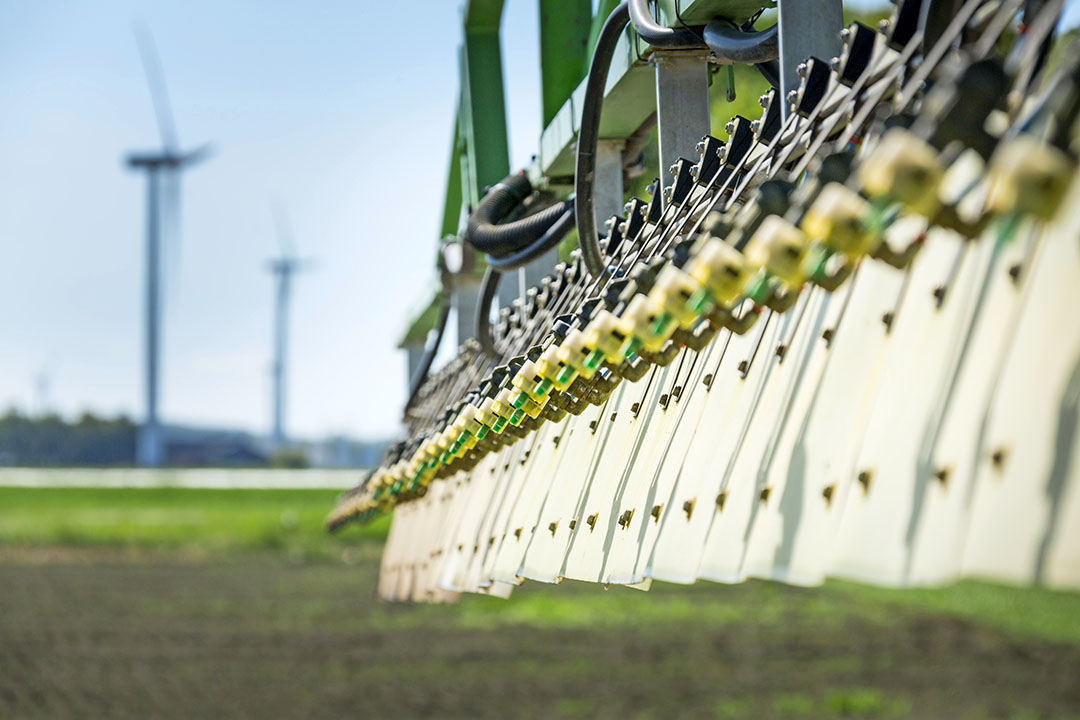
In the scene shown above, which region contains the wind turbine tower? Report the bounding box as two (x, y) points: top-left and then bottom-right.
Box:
(125, 22), (214, 467)
(267, 206), (312, 448)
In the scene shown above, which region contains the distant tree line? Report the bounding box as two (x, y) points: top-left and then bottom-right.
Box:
(0, 410), (136, 466)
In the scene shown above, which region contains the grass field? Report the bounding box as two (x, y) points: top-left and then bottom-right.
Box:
(2, 486), (1079, 719)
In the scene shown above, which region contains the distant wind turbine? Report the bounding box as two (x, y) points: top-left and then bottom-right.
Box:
(267, 204), (314, 448)
(125, 21), (215, 467)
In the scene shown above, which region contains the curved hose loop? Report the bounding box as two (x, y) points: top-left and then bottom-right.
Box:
(475, 204), (575, 356)
(628, 0), (705, 49)
(475, 265), (502, 356)
(404, 256), (453, 410)
(487, 204), (574, 272)
(575, 2), (631, 279)
(465, 172), (568, 256)
(702, 21), (778, 64)
(404, 296), (451, 409)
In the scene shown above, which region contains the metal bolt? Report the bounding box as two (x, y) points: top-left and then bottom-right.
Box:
(796, 62), (808, 78)
(787, 89), (799, 105)
(991, 447), (1007, 469)
(830, 56), (841, 72)
(839, 27), (850, 43)
(759, 93), (770, 108)
(695, 140), (706, 156)
(725, 120), (735, 135)
(668, 162), (680, 176)
(822, 484), (836, 505)
(750, 120), (761, 135)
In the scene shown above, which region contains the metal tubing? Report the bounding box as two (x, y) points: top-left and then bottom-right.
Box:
(628, 0), (703, 49)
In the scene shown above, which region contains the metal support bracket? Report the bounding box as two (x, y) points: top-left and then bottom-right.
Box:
(777, 0), (843, 120)
(594, 139), (626, 233)
(654, 51), (712, 209)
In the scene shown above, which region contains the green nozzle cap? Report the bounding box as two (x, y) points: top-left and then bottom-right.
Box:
(689, 288), (714, 314)
(651, 313), (673, 337)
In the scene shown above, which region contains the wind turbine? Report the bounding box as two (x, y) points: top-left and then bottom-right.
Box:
(125, 21), (214, 467)
(267, 204), (313, 449)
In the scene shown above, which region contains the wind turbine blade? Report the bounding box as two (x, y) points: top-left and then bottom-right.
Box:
(133, 20), (180, 153)
(271, 201), (297, 259)
(180, 142), (216, 168)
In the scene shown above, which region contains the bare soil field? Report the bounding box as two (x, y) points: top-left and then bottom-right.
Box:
(3, 546), (1079, 719)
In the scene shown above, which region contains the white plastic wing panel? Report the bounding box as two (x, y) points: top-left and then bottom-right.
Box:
(563, 363), (676, 583)
(771, 257), (908, 585)
(633, 333), (732, 582)
(438, 452), (505, 592)
(647, 312), (781, 583)
(741, 287), (846, 584)
(829, 229), (990, 586)
(604, 346), (718, 585)
(962, 187), (1080, 588)
(520, 383), (629, 583)
(698, 296), (811, 584)
(478, 423), (555, 586)
(907, 232), (1030, 585)
(490, 411), (583, 584)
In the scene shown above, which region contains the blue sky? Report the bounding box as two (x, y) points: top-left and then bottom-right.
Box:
(1, 1), (1076, 439)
